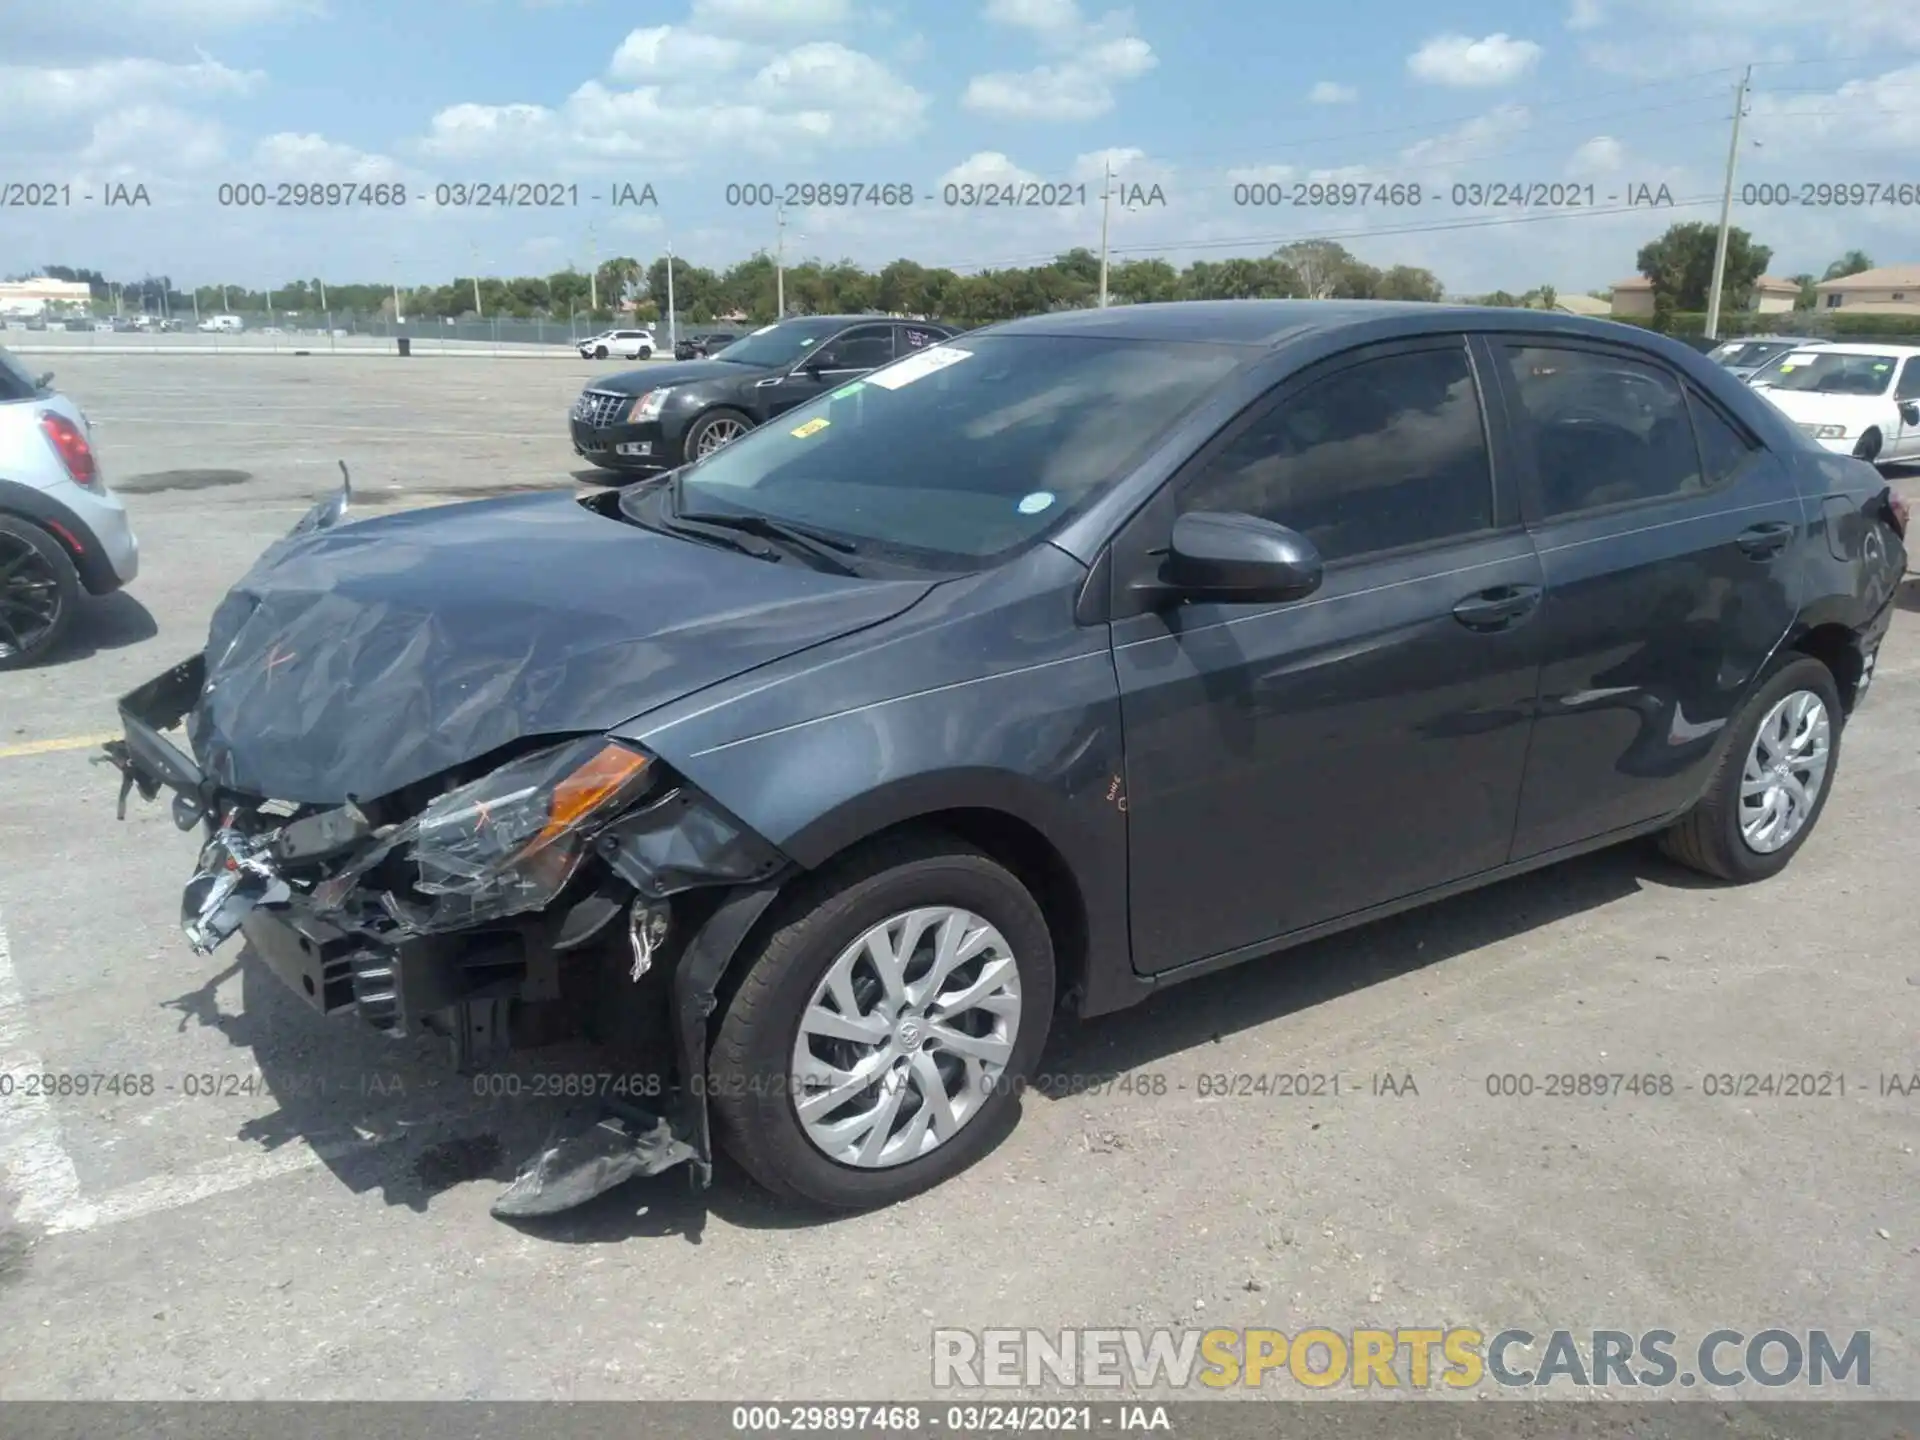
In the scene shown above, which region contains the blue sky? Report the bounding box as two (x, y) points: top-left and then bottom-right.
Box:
(3, 0), (1919, 296)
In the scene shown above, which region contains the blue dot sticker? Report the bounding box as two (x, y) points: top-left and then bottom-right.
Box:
(1018, 491), (1056, 516)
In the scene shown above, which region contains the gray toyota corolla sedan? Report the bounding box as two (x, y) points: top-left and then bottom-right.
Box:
(105, 301), (1908, 1213)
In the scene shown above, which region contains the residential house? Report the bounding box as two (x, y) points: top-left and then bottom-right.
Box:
(1812, 265), (1920, 315)
(1609, 276), (1655, 317)
(1749, 275), (1801, 313)
(1552, 293), (1613, 317)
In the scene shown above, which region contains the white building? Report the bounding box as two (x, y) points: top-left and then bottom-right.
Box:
(0, 277), (94, 317)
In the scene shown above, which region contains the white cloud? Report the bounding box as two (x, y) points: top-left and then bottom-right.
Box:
(80, 104), (227, 170)
(423, 37), (927, 166)
(1407, 33), (1542, 87)
(609, 25), (751, 79)
(941, 151), (1044, 188)
(1567, 0), (1604, 27)
(1398, 103), (1532, 168)
(1309, 81), (1357, 103)
(686, 0), (852, 33)
(1745, 64), (1920, 158)
(964, 0), (1157, 120)
(0, 56), (260, 124)
(251, 132), (405, 179)
(1568, 135), (1627, 172)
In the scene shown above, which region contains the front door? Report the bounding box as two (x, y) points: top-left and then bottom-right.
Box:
(755, 323), (899, 419)
(1488, 337), (1803, 858)
(1111, 337), (1545, 974)
(1891, 357), (1920, 461)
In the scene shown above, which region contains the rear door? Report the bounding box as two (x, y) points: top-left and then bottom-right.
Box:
(1111, 335), (1546, 973)
(1487, 336), (1803, 859)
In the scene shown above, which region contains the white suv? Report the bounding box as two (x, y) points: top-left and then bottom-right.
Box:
(579, 328), (655, 360)
(0, 349), (140, 668)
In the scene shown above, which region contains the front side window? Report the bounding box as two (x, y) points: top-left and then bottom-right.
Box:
(707, 318), (847, 368)
(1896, 359), (1920, 401)
(814, 325), (895, 371)
(1178, 344), (1494, 562)
(1759, 351), (1897, 396)
(650, 334), (1244, 569)
(1502, 345), (1702, 517)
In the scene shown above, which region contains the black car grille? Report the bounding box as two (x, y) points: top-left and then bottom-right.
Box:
(573, 389), (629, 429)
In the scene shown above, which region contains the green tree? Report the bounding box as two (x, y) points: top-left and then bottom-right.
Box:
(1635, 221), (1770, 311)
(1790, 273), (1817, 311)
(1273, 240), (1361, 298)
(1822, 250), (1872, 281)
(1375, 265), (1444, 302)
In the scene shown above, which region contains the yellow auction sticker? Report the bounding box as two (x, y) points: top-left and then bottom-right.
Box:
(791, 417), (830, 438)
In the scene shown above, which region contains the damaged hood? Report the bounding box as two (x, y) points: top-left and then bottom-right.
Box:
(190, 491), (932, 804)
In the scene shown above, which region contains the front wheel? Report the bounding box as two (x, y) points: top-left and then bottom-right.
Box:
(1658, 655), (1843, 882)
(593, 345), (609, 359)
(1854, 429), (1882, 463)
(684, 407), (751, 459)
(709, 837), (1055, 1209)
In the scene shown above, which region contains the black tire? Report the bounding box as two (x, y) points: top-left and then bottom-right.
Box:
(0, 515), (80, 671)
(683, 407), (752, 460)
(1854, 429), (1882, 463)
(709, 835), (1056, 1210)
(593, 345), (609, 359)
(637, 346), (653, 360)
(1657, 655), (1844, 882)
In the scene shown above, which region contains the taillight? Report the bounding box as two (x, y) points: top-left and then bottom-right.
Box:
(39, 412), (99, 490)
(1886, 488), (1909, 539)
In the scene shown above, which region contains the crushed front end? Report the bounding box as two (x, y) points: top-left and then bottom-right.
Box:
(101, 650), (793, 1214)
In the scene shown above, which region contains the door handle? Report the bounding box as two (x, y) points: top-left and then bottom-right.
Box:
(1736, 521), (1794, 559)
(1451, 584), (1542, 631)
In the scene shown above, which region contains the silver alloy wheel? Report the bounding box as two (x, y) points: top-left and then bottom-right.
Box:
(790, 906), (1022, 1168)
(693, 416), (746, 455)
(1739, 689), (1833, 854)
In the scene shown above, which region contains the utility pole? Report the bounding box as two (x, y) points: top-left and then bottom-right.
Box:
(776, 204), (787, 318)
(666, 241), (678, 349)
(588, 222), (598, 313)
(1098, 158), (1113, 308)
(318, 279), (327, 311)
(1704, 64), (1753, 343)
(471, 246), (484, 320)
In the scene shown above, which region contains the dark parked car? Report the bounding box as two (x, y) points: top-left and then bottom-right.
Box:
(673, 331), (742, 361)
(571, 313), (959, 477)
(106, 302), (1906, 1213)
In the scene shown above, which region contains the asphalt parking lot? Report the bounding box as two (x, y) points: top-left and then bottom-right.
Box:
(0, 353), (1916, 1402)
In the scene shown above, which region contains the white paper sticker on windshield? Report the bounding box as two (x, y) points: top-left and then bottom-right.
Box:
(1780, 352), (1818, 366)
(867, 345), (973, 390)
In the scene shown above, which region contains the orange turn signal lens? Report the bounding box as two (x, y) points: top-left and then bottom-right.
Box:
(533, 744), (651, 848)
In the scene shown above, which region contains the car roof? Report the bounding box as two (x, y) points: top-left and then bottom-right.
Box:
(1785, 341), (1920, 356)
(972, 299), (1683, 348)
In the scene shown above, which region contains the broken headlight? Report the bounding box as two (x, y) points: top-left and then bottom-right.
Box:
(407, 737), (657, 913)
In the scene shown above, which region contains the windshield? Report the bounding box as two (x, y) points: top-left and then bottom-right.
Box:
(645, 333), (1245, 570)
(1758, 351), (1898, 395)
(1709, 340), (1795, 368)
(709, 319), (850, 368)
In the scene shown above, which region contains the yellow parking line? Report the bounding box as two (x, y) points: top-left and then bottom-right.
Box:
(0, 733), (117, 760)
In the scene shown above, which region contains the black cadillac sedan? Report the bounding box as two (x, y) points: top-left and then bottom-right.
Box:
(571, 313), (959, 477)
(106, 302), (1906, 1216)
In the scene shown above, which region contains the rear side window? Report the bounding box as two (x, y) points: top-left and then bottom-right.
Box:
(1179, 343), (1495, 562)
(0, 348), (39, 401)
(1502, 345), (1703, 518)
(1688, 391), (1759, 487)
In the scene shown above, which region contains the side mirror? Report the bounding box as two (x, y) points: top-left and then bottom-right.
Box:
(1138, 511), (1324, 607)
(34, 372), (54, 390)
(1901, 401), (1920, 425)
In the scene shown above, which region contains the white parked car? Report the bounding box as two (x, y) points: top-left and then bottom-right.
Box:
(1750, 342), (1920, 466)
(0, 349), (140, 668)
(579, 327), (655, 360)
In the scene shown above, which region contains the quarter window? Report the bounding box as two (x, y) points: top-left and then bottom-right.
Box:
(1502, 345), (1703, 517)
(1179, 344), (1495, 562)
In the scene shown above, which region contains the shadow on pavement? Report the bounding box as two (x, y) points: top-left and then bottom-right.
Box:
(155, 836), (1683, 1244)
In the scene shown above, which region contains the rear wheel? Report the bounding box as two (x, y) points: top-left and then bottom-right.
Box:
(1658, 655), (1843, 882)
(636, 345), (653, 360)
(709, 836), (1055, 1209)
(0, 515), (80, 670)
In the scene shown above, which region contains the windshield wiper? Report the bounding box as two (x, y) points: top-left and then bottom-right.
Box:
(676, 508), (861, 574)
